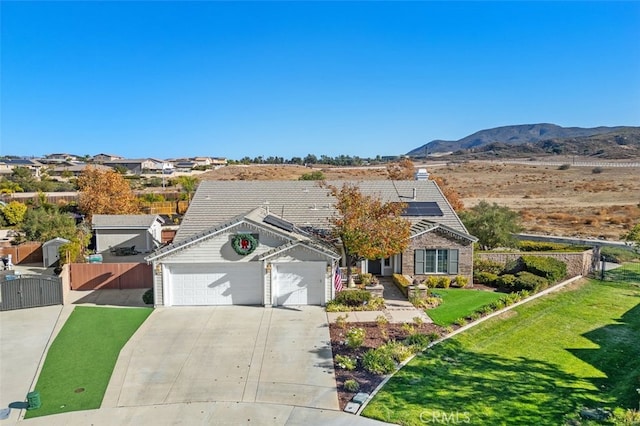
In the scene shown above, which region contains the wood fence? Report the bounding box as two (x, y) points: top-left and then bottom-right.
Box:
(140, 201), (189, 215)
(69, 262), (153, 290)
(0, 242), (43, 264)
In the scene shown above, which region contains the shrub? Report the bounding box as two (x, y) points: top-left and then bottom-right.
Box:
(474, 258), (504, 275)
(382, 340), (413, 363)
(437, 276), (451, 288)
(592, 167), (603, 174)
(480, 305), (494, 315)
(335, 354), (357, 370)
(520, 255), (567, 282)
(601, 246), (640, 263)
(404, 333), (432, 350)
(343, 379), (360, 392)
(142, 289), (154, 305)
(469, 311), (482, 321)
(518, 241), (587, 252)
(425, 276), (440, 288)
(558, 163), (571, 170)
(359, 273), (373, 285)
(475, 271), (499, 286)
(345, 327), (366, 349)
(392, 273), (412, 296)
(401, 323), (415, 334)
(368, 296), (386, 310)
(515, 271), (549, 292)
(497, 274), (517, 289)
(413, 316), (424, 326)
(376, 314), (389, 326)
(362, 347), (396, 375)
(454, 275), (469, 288)
(335, 314), (349, 329)
(334, 289), (371, 307)
(454, 317), (467, 326)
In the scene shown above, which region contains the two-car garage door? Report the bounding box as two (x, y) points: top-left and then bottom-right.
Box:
(169, 263), (263, 306)
(167, 262), (326, 306)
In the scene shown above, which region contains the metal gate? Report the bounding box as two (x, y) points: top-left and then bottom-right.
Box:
(0, 275), (63, 311)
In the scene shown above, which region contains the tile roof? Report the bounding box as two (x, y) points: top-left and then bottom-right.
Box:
(146, 207), (339, 262)
(174, 180), (470, 243)
(92, 214), (163, 229)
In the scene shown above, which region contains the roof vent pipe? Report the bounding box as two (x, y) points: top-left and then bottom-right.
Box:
(412, 188), (417, 201)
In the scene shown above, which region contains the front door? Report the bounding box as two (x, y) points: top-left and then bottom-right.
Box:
(368, 259), (382, 275)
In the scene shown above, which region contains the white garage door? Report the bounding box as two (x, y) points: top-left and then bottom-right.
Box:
(169, 263), (263, 306)
(273, 262), (325, 306)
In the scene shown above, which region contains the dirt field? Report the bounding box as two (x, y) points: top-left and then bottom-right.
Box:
(199, 160), (640, 240)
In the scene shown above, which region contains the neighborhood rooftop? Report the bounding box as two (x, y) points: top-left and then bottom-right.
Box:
(174, 180), (468, 243)
(92, 214), (163, 228)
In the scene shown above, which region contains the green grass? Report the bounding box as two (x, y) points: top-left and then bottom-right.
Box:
(25, 306), (152, 418)
(362, 277), (640, 425)
(426, 288), (504, 326)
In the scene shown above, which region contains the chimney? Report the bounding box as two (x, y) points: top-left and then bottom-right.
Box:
(415, 168), (430, 181)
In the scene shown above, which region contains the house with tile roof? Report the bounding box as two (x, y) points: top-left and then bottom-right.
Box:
(145, 179), (476, 308)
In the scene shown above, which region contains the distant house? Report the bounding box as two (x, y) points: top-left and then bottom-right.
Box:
(103, 159), (156, 175)
(192, 157), (212, 167)
(49, 163), (112, 177)
(92, 214), (164, 254)
(3, 159), (43, 177)
(146, 158), (174, 173)
(92, 153), (124, 163)
(174, 161), (196, 171)
(211, 157), (228, 166)
(46, 153), (78, 161)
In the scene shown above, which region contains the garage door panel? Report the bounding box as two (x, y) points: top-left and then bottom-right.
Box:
(274, 262), (325, 306)
(170, 263), (262, 306)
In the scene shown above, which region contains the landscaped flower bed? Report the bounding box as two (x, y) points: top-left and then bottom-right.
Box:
(329, 320), (445, 410)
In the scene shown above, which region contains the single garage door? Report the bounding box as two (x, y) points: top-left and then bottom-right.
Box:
(273, 262), (325, 306)
(169, 263), (263, 306)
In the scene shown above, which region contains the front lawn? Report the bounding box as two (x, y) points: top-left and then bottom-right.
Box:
(427, 288), (504, 326)
(362, 278), (640, 425)
(25, 306), (152, 418)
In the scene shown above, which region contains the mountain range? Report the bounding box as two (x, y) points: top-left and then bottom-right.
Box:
(407, 124), (640, 159)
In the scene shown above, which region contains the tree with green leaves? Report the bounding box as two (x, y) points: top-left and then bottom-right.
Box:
(624, 222), (640, 252)
(325, 183), (411, 285)
(459, 201), (522, 250)
(1, 201), (28, 226)
(177, 175), (200, 202)
(20, 207), (77, 242)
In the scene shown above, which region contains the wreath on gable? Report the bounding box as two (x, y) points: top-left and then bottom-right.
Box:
(232, 234), (258, 256)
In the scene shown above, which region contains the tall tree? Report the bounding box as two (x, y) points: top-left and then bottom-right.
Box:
(325, 183), (411, 285)
(20, 208), (77, 242)
(177, 175), (200, 202)
(386, 158), (416, 180)
(624, 222), (640, 252)
(77, 166), (140, 219)
(459, 201), (522, 250)
(429, 175), (465, 212)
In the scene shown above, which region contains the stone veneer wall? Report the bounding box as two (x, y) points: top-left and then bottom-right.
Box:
(477, 250), (594, 278)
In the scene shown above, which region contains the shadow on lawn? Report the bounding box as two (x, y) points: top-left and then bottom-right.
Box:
(568, 302), (640, 410)
(372, 340), (599, 425)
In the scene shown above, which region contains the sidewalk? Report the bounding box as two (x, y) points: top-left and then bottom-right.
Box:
(327, 277), (431, 324)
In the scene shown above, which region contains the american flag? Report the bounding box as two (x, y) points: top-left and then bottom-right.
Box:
(334, 266), (343, 293)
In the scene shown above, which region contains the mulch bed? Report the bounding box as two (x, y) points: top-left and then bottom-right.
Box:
(329, 321), (445, 410)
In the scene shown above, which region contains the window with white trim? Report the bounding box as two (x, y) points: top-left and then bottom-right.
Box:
(414, 249), (458, 274)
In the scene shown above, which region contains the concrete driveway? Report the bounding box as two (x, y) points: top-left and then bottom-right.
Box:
(0, 305), (62, 422)
(103, 306), (338, 410)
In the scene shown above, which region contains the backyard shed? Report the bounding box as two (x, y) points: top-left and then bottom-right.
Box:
(42, 237), (70, 267)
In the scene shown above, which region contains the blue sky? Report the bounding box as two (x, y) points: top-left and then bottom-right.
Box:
(2, 1), (639, 160)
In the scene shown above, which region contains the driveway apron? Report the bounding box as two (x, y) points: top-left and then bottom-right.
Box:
(103, 306), (338, 410)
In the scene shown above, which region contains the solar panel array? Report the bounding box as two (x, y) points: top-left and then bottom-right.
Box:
(403, 202), (443, 217)
(264, 214), (295, 232)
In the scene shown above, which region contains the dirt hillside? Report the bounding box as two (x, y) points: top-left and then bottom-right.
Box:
(199, 161), (640, 240)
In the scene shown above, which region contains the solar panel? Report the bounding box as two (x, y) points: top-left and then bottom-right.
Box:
(403, 202), (443, 217)
(264, 214), (295, 232)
